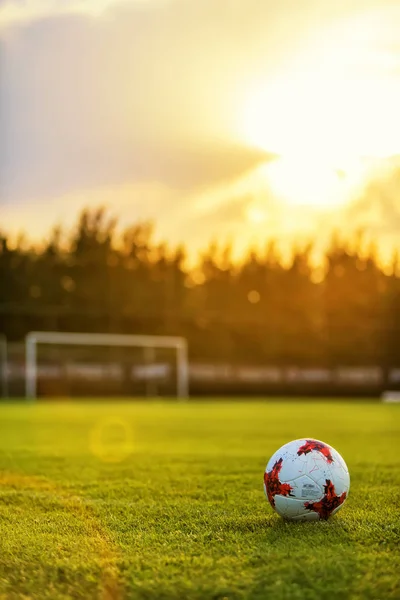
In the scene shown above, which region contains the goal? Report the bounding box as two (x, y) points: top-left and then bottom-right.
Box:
(25, 331), (189, 400)
(0, 334), (8, 398)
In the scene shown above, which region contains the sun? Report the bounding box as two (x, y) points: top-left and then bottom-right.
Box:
(240, 74), (366, 209)
(260, 155), (354, 209)
(239, 11), (400, 209)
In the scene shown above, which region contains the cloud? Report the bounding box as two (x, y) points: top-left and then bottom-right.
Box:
(0, 0), (159, 28)
(0, 162), (289, 260)
(2, 0), (287, 203)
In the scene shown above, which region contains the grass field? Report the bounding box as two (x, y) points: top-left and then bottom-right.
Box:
(0, 400), (399, 600)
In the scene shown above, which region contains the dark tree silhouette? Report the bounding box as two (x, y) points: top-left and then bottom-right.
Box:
(0, 206), (399, 369)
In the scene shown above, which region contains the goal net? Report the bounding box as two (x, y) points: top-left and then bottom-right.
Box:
(25, 332), (189, 400)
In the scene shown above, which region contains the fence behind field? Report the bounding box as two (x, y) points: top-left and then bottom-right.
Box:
(3, 341), (399, 398)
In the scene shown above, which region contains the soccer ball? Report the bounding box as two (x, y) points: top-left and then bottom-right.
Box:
(263, 438), (350, 521)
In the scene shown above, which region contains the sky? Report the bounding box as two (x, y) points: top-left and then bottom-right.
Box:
(1, 0), (400, 262)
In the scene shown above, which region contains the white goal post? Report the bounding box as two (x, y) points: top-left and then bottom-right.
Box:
(0, 334), (8, 398)
(25, 331), (189, 400)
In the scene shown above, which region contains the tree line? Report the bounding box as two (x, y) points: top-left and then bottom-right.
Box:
(1, 207), (399, 366)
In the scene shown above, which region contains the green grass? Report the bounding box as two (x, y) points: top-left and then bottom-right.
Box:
(0, 400), (399, 600)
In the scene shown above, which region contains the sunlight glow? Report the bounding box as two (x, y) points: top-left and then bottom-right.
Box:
(260, 156), (363, 209)
(240, 10), (400, 209)
(246, 206), (268, 224)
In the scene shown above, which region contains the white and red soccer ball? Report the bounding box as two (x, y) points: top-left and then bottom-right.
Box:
(264, 439), (350, 521)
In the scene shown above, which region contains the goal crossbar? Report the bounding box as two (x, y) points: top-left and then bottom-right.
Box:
(25, 331), (189, 399)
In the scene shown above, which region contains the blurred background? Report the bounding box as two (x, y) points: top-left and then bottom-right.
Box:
(0, 0), (399, 398)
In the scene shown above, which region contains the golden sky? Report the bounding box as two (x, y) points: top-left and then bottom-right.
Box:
(1, 0), (399, 260)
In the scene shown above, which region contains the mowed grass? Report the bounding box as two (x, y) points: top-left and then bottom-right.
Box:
(0, 400), (399, 600)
